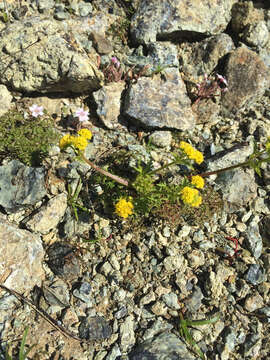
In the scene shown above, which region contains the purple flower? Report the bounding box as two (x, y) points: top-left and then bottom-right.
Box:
(75, 108), (89, 122)
(29, 104), (44, 118)
(111, 56), (120, 68)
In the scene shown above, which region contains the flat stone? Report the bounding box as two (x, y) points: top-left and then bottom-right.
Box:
(124, 68), (196, 130)
(0, 160), (47, 213)
(222, 47), (270, 114)
(79, 315), (112, 340)
(119, 315), (136, 352)
(131, 0), (236, 45)
(93, 82), (125, 129)
(128, 331), (197, 360)
(47, 242), (81, 281)
(244, 293), (264, 312)
(0, 217), (45, 294)
(91, 32), (113, 55)
(25, 193), (67, 234)
(0, 17), (104, 94)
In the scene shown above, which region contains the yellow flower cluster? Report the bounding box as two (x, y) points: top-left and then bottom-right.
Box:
(181, 186), (202, 207)
(59, 129), (92, 152)
(115, 198), (134, 218)
(179, 141), (204, 165)
(191, 175), (205, 189)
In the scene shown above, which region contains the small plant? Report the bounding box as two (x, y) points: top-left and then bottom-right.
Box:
(179, 312), (220, 360)
(0, 107), (59, 166)
(58, 111), (270, 221)
(5, 327), (36, 360)
(192, 73), (228, 104)
(100, 56), (150, 84)
(107, 18), (131, 45)
(67, 177), (90, 222)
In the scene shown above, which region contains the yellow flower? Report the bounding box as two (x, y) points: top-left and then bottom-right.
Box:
(78, 128), (92, 140)
(180, 186), (202, 207)
(179, 141), (204, 164)
(191, 175), (205, 189)
(72, 136), (88, 151)
(115, 198), (134, 218)
(59, 134), (72, 149)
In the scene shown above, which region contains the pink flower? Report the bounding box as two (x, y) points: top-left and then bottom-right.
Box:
(216, 74), (228, 86)
(29, 104), (44, 117)
(75, 108), (89, 122)
(111, 56), (120, 68)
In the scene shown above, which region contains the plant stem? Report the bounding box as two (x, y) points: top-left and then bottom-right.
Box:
(80, 152), (129, 187)
(196, 160), (250, 178)
(148, 160), (179, 175)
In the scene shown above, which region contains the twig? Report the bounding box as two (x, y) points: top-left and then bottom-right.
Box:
(0, 284), (90, 344)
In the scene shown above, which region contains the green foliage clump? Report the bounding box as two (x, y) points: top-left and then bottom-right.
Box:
(0, 110), (59, 166)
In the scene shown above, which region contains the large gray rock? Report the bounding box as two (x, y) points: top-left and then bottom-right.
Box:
(128, 331), (197, 360)
(130, 0), (236, 45)
(0, 216), (45, 294)
(179, 33), (235, 79)
(0, 160), (47, 213)
(0, 16), (104, 93)
(222, 47), (270, 114)
(124, 68), (196, 130)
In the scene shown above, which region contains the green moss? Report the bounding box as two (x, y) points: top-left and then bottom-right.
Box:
(0, 110), (60, 166)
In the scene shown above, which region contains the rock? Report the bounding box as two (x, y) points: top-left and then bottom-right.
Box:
(185, 286), (204, 313)
(47, 242), (81, 281)
(130, 0), (236, 45)
(126, 41), (178, 74)
(43, 279), (70, 307)
(243, 21), (269, 49)
(244, 293), (264, 312)
(0, 160), (47, 213)
(93, 82), (125, 129)
(79, 315), (112, 340)
(119, 315), (136, 352)
(0, 85), (13, 117)
(206, 264), (235, 299)
(231, 1), (264, 36)
(163, 254), (187, 273)
(124, 68), (196, 130)
(162, 292), (180, 310)
(245, 219), (263, 259)
(245, 264), (265, 285)
(128, 331), (197, 360)
(220, 327), (237, 360)
(73, 282), (92, 305)
(187, 250), (205, 269)
(180, 33), (235, 80)
(25, 193), (67, 234)
(0, 217), (45, 294)
(216, 169), (257, 213)
(148, 131), (172, 148)
(91, 32), (113, 55)
(206, 141), (254, 173)
(222, 47), (270, 114)
(0, 17), (103, 94)
(106, 344), (121, 360)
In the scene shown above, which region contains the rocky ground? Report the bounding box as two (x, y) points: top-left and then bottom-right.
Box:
(0, 0), (270, 359)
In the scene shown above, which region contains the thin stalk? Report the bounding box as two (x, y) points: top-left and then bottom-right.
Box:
(148, 159), (179, 175)
(80, 152), (129, 187)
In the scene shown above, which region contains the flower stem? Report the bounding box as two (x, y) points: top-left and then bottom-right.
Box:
(80, 152), (129, 187)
